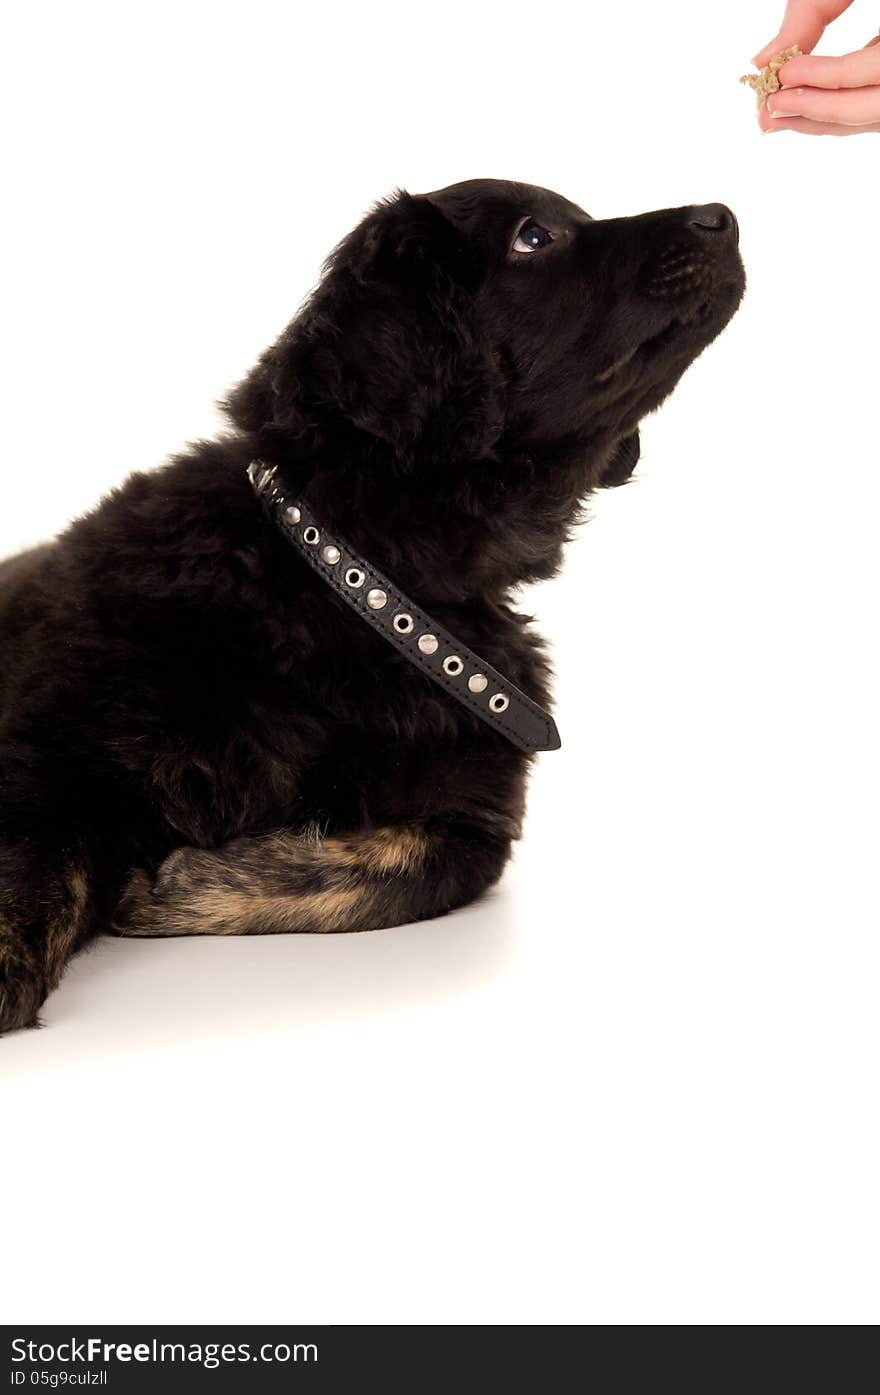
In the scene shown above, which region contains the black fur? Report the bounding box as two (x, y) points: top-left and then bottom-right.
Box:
(0, 179), (744, 1031)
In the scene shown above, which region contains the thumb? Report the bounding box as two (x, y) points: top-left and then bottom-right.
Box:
(752, 18), (826, 67)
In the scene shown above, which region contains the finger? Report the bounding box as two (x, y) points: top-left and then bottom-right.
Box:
(768, 83), (880, 123)
(757, 101), (782, 132)
(752, 27), (820, 68)
(753, 22), (823, 67)
(762, 113), (880, 134)
(777, 47), (880, 88)
(751, 0), (853, 67)
(755, 90), (879, 132)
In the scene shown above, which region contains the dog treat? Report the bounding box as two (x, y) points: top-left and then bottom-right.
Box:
(740, 45), (802, 106)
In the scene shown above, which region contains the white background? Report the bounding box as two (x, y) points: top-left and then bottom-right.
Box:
(1, 1), (878, 1325)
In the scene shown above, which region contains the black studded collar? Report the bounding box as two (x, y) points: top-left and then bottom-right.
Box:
(247, 460), (561, 754)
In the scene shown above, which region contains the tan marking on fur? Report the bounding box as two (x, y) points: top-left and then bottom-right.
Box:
(319, 825), (431, 877)
(177, 883), (364, 935)
(0, 913), (45, 1031)
(360, 825), (431, 875)
(44, 863), (90, 988)
(116, 877), (367, 937)
(114, 824), (431, 939)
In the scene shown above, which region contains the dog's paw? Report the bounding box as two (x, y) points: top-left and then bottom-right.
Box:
(153, 845), (207, 895)
(112, 868), (163, 937)
(111, 850), (210, 937)
(0, 934), (45, 1033)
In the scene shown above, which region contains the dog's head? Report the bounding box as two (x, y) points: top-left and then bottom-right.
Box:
(227, 179), (744, 589)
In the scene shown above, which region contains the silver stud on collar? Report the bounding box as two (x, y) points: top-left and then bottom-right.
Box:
(367, 588), (388, 610)
(393, 613), (414, 635)
(468, 673), (488, 694)
(345, 568), (365, 588)
(285, 505), (302, 525)
(321, 544), (341, 565)
(248, 460), (276, 490)
(417, 634), (438, 655)
(489, 693), (509, 713)
(303, 526), (320, 546)
(443, 655), (464, 676)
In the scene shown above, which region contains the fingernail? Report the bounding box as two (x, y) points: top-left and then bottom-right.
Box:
(751, 38), (779, 64)
(767, 89), (802, 116)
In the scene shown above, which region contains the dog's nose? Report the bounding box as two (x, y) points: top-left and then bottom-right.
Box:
(689, 203), (739, 242)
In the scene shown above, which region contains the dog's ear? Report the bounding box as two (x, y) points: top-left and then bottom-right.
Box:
(225, 193), (503, 461)
(600, 430), (641, 487)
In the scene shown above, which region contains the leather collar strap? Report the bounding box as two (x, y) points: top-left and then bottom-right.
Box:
(247, 461), (561, 754)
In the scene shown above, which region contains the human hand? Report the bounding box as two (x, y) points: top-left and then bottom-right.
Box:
(751, 1), (880, 133)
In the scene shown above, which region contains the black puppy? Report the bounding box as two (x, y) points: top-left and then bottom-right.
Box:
(0, 179), (744, 1032)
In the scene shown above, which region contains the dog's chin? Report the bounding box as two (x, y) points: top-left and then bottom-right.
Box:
(637, 245), (745, 371)
(593, 318), (685, 385)
(645, 295), (735, 362)
(596, 278), (744, 392)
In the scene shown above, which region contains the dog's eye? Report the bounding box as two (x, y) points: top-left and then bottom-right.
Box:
(512, 219), (554, 255)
